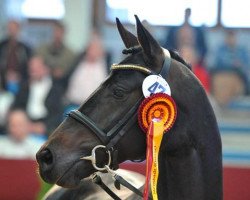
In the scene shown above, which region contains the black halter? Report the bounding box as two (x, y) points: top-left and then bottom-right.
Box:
(68, 96), (143, 145)
(67, 51), (171, 199)
(68, 52), (171, 154)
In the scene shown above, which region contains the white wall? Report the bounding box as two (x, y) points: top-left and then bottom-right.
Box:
(63, 0), (92, 52)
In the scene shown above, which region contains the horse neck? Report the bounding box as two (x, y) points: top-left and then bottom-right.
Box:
(154, 60), (222, 200)
(168, 59), (215, 120)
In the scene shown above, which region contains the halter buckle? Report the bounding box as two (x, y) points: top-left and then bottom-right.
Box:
(80, 145), (111, 171)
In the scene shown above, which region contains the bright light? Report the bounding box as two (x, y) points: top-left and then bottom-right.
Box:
(221, 0), (250, 27)
(106, 0), (218, 26)
(21, 0), (65, 19)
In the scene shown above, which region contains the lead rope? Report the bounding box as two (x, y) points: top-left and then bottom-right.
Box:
(105, 165), (145, 198)
(91, 173), (121, 200)
(82, 146), (145, 199)
(92, 165), (147, 200)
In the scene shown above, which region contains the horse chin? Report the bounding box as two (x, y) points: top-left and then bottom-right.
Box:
(55, 161), (96, 188)
(39, 160), (95, 188)
(56, 174), (81, 188)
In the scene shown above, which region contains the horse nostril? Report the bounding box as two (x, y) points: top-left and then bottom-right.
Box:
(37, 148), (53, 168)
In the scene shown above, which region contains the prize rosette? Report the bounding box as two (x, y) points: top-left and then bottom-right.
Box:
(138, 93), (177, 199)
(138, 93), (177, 133)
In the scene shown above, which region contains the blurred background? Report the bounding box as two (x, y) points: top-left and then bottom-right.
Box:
(0, 0), (249, 199)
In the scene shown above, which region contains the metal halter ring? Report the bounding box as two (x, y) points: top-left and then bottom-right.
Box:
(80, 145), (111, 171)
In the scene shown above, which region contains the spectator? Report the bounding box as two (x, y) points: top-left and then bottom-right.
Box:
(12, 55), (65, 136)
(163, 8), (207, 64)
(0, 87), (14, 134)
(213, 30), (249, 72)
(64, 31), (110, 108)
(0, 20), (33, 94)
(37, 21), (75, 79)
(0, 109), (42, 159)
(179, 45), (210, 93)
(211, 30), (249, 106)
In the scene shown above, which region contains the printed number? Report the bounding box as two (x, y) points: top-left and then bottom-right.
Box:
(148, 82), (166, 94)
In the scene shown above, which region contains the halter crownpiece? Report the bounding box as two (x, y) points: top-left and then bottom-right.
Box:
(111, 64), (153, 75)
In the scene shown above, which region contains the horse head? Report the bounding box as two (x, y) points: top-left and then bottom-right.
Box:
(37, 16), (222, 200)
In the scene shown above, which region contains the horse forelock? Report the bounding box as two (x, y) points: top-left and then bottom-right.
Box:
(122, 46), (142, 55)
(121, 45), (191, 73)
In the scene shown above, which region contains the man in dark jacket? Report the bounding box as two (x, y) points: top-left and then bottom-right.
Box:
(12, 56), (65, 136)
(162, 8), (207, 64)
(0, 20), (32, 94)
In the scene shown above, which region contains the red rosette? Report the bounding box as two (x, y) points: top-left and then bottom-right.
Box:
(138, 93), (177, 133)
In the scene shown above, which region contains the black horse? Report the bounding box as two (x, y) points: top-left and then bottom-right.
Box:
(37, 16), (222, 200)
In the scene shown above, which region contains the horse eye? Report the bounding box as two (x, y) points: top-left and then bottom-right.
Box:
(113, 88), (125, 99)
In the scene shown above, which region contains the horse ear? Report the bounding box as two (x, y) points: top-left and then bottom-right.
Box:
(135, 15), (163, 65)
(116, 18), (139, 48)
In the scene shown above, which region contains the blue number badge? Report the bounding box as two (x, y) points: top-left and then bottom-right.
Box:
(142, 75), (171, 97)
(148, 82), (166, 94)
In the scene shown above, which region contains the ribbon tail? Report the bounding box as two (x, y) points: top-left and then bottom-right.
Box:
(150, 120), (164, 200)
(143, 121), (154, 200)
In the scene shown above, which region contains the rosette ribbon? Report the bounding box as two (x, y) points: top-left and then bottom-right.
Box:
(138, 93), (177, 200)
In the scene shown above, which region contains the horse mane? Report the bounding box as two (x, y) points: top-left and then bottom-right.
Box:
(122, 47), (192, 70)
(169, 49), (192, 70)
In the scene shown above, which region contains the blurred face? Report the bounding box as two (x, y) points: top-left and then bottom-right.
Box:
(184, 8), (191, 23)
(8, 110), (30, 142)
(179, 45), (198, 65)
(7, 21), (20, 39)
(226, 32), (236, 47)
(28, 57), (49, 81)
(53, 26), (64, 43)
(85, 35), (104, 62)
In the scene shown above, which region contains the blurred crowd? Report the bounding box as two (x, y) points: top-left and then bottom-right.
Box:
(0, 9), (250, 160)
(0, 20), (110, 160)
(162, 8), (250, 106)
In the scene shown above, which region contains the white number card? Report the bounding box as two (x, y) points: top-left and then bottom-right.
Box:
(142, 75), (171, 98)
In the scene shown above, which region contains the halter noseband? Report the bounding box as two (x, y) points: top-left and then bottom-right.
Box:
(68, 49), (171, 170)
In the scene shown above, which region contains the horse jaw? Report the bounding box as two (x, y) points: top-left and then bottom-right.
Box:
(55, 162), (95, 188)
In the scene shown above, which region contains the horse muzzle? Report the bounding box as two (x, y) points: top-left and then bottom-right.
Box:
(36, 145), (111, 187)
(36, 147), (60, 184)
(36, 148), (54, 172)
